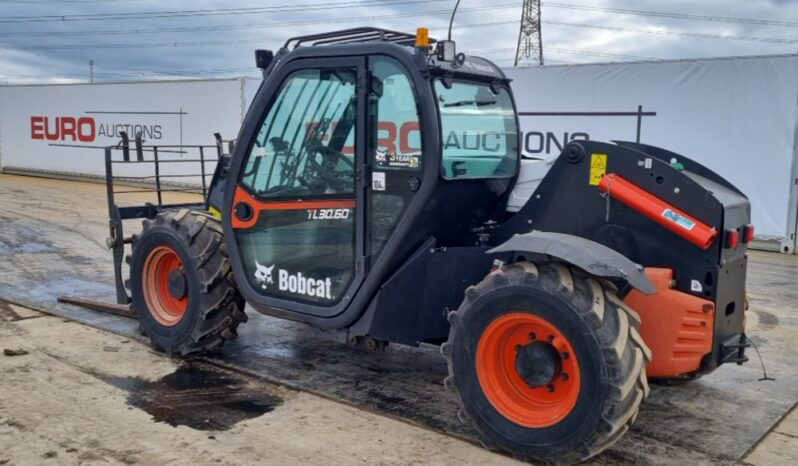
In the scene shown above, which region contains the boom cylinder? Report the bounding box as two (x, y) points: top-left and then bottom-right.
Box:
(598, 173), (717, 249)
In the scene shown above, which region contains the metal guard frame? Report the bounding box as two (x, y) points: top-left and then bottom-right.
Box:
(105, 131), (231, 304)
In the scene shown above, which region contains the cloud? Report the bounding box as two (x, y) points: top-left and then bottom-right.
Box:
(0, 0), (796, 83)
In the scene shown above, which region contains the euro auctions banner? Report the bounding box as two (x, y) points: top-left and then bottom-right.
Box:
(0, 79), (246, 178)
(505, 54), (798, 243)
(1, 56), (797, 243)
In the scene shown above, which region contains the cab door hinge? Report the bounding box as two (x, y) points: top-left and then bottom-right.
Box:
(359, 167), (371, 185)
(356, 256), (370, 275)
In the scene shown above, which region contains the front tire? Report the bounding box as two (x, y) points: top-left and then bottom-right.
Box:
(443, 261), (651, 464)
(128, 209), (246, 357)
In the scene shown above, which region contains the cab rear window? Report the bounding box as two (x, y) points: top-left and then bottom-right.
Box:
(435, 80), (519, 179)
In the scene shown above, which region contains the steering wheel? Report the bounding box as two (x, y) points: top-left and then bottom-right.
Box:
(302, 144), (355, 191)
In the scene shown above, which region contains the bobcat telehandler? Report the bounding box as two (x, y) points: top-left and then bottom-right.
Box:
(105, 28), (751, 464)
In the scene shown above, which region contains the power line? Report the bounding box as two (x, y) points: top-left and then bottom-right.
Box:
(544, 20), (798, 45)
(0, 67), (259, 80)
(0, 3), (521, 37)
(0, 47), (529, 81)
(0, 0), (452, 23)
(0, 20), (521, 50)
(0, 42), (770, 83)
(6, 0), (795, 30)
(3, 2), (796, 82)
(6, 18), (796, 51)
(546, 47), (660, 61)
(1, 0), (153, 3)
(471, 47), (661, 62)
(2, 0), (152, 3)
(542, 2), (798, 29)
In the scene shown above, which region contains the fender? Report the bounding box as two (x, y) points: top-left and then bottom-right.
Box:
(488, 231), (655, 295)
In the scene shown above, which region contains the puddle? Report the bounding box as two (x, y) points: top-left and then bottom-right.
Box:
(104, 363), (283, 431)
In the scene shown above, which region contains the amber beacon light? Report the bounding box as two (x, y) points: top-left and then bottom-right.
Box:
(416, 27), (430, 49)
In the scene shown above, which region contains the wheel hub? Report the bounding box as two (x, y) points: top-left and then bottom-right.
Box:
(516, 341), (563, 387)
(168, 268), (187, 299)
(141, 244), (189, 327)
(476, 312), (581, 428)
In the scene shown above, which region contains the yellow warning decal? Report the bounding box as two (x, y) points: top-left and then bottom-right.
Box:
(589, 153), (608, 185)
(208, 206), (222, 219)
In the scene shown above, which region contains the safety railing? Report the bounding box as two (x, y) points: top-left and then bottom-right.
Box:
(104, 131), (233, 304)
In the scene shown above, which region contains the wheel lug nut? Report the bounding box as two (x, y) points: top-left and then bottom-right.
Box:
(515, 344), (522, 351)
(528, 332), (536, 340)
(547, 335), (554, 343)
(561, 372), (569, 381)
(561, 351), (569, 359)
(547, 384), (555, 392)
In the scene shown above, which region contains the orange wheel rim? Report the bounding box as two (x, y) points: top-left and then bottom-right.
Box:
(476, 312), (581, 428)
(142, 245), (188, 327)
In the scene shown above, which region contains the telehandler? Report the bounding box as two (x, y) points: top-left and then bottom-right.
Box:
(99, 28), (751, 464)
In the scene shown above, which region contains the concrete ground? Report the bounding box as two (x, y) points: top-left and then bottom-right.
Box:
(1, 173), (798, 465)
(742, 404), (798, 466)
(2, 301), (796, 466)
(0, 301), (516, 466)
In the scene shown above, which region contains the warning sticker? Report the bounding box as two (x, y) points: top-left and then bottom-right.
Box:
(372, 171), (386, 191)
(589, 153), (608, 185)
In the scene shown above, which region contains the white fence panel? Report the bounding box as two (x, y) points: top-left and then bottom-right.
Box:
(505, 54), (798, 242)
(0, 79), (245, 180)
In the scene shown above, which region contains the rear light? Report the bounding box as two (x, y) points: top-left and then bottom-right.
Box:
(725, 229), (740, 249)
(742, 224), (755, 243)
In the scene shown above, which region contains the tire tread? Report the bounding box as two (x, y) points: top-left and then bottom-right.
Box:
(443, 261), (651, 464)
(133, 209), (246, 357)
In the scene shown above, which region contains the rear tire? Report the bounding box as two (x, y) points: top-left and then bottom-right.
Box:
(442, 262), (651, 465)
(128, 209), (246, 357)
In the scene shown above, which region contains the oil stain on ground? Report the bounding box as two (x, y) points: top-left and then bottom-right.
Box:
(104, 363), (283, 431)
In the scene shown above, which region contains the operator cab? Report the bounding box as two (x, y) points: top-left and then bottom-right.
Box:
(223, 27), (520, 325)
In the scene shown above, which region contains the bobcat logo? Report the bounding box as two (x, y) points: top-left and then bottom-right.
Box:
(375, 148), (390, 165)
(254, 261), (275, 289)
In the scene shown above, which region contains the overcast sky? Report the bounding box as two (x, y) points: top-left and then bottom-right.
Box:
(0, 0), (796, 84)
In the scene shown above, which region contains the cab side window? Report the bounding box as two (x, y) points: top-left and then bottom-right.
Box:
(241, 68), (357, 198)
(371, 58), (421, 170)
(435, 79), (518, 179)
(368, 57), (422, 258)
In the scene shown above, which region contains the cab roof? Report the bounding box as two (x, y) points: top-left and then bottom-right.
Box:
(278, 27), (508, 83)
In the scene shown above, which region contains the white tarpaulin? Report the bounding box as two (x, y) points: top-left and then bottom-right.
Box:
(1, 55), (797, 245)
(504, 54), (798, 244)
(0, 79), (246, 179)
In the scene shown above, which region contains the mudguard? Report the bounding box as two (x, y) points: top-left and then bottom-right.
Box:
(488, 231), (656, 294)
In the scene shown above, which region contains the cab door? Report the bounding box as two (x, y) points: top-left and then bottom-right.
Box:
(229, 57), (366, 318)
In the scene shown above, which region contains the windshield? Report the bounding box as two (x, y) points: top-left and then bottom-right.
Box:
(435, 79), (519, 179)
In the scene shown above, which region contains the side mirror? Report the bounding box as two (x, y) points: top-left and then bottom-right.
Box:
(452, 160), (468, 177)
(255, 49), (274, 70)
